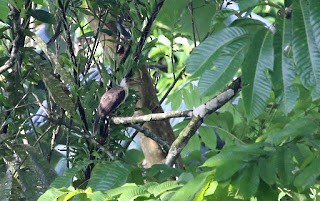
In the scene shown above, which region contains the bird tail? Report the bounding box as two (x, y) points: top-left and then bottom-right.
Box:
(93, 115), (110, 145)
(100, 116), (110, 138)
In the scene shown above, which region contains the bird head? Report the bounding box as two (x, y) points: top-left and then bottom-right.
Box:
(119, 77), (139, 88)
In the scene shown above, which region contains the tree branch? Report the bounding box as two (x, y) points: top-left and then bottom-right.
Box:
(165, 77), (242, 166)
(0, 6), (25, 75)
(121, 0), (165, 64)
(130, 124), (170, 152)
(112, 110), (192, 124)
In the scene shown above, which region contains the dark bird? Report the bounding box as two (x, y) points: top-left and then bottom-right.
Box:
(93, 77), (131, 143)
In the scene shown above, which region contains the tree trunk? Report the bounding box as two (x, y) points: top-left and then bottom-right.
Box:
(134, 67), (176, 167)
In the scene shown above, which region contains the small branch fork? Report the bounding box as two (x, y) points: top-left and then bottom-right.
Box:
(111, 78), (242, 166)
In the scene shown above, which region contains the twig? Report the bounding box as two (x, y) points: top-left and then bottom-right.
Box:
(121, 0), (165, 65)
(159, 68), (185, 105)
(130, 124), (170, 152)
(188, 2), (198, 47)
(165, 77), (242, 166)
(57, 0), (89, 131)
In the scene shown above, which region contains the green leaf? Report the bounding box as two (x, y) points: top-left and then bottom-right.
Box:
(50, 160), (91, 188)
(181, 134), (201, 158)
(294, 156), (320, 191)
(26, 9), (56, 24)
(292, 0), (320, 99)
(242, 28), (274, 119)
(147, 165), (183, 182)
(0, 56), (9, 66)
(10, 145), (57, 200)
(37, 187), (68, 201)
(88, 161), (131, 191)
(88, 191), (108, 201)
(0, 0), (9, 22)
(233, 164), (260, 199)
(258, 157), (276, 185)
(156, 0), (216, 40)
(215, 160), (243, 181)
(169, 171), (213, 201)
(275, 147), (295, 185)
(273, 13), (299, 114)
(118, 186), (150, 201)
(310, 0), (320, 49)
(265, 118), (317, 146)
(182, 87), (195, 109)
(31, 52), (75, 113)
(148, 181), (182, 197)
(32, 0), (43, 4)
(199, 126), (217, 150)
(202, 143), (264, 167)
(167, 89), (183, 110)
(23, 146), (57, 187)
(198, 38), (248, 97)
(123, 149), (144, 165)
(186, 27), (248, 78)
(238, 0), (259, 11)
(0, 159), (12, 201)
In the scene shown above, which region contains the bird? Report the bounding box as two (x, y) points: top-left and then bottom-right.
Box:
(93, 77), (133, 143)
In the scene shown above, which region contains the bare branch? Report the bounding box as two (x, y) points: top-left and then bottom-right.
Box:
(165, 77), (242, 166)
(112, 110), (192, 124)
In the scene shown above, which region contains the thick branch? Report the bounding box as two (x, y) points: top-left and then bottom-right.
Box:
(165, 78), (242, 166)
(112, 110), (192, 124)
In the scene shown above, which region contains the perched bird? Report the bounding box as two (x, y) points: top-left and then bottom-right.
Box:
(93, 77), (132, 143)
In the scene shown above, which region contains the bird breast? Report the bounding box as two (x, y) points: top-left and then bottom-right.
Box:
(98, 86), (127, 118)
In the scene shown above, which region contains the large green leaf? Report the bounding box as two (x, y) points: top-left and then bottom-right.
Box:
(198, 126), (217, 150)
(202, 143), (265, 167)
(118, 186), (150, 201)
(198, 38), (249, 97)
(26, 9), (56, 24)
(233, 164), (260, 199)
(310, 0), (320, 49)
(148, 181), (182, 197)
(294, 156), (320, 191)
(37, 187), (68, 201)
(31, 52), (75, 113)
(50, 160), (91, 188)
(169, 171), (213, 201)
(156, 0), (216, 40)
(0, 0), (9, 22)
(242, 28), (274, 119)
(214, 160), (243, 181)
(265, 118), (317, 146)
(88, 161), (131, 191)
(258, 156), (277, 185)
(292, 0), (320, 99)
(273, 14), (299, 114)
(186, 27), (248, 78)
(238, 0), (259, 11)
(275, 147), (295, 185)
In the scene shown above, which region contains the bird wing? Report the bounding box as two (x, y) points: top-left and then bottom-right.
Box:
(97, 86), (126, 118)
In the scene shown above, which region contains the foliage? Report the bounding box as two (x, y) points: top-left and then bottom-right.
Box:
(0, 0), (320, 200)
